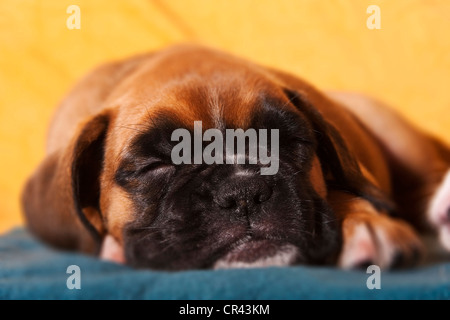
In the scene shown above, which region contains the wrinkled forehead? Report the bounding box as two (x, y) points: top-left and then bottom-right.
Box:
(112, 76), (284, 128)
(106, 74), (314, 167)
(130, 72), (295, 120)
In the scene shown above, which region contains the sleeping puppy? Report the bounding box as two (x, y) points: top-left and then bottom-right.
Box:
(21, 45), (450, 270)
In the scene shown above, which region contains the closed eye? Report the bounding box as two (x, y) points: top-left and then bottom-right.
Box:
(140, 161), (174, 174)
(292, 136), (315, 146)
(115, 158), (174, 187)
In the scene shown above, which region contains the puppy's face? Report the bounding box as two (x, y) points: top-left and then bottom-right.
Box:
(99, 76), (341, 270)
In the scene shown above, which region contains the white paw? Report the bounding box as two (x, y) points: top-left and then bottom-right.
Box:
(100, 234), (125, 264)
(338, 213), (423, 269)
(428, 169), (450, 251)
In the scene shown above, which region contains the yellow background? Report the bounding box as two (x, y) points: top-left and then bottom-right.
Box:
(1, 0), (449, 232)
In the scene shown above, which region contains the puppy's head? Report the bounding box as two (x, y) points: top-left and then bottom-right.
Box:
(66, 49), (383, 270)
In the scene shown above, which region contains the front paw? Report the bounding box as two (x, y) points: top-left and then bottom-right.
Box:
(428, 170), (450, 251)
(338, 212), (424, 269)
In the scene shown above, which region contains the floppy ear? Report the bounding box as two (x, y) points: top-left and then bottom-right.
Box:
(22, 112), (110, 254)
(284, 89), (394, 213)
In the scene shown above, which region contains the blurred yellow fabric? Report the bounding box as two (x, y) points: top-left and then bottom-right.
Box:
(1, 0), (449, 232)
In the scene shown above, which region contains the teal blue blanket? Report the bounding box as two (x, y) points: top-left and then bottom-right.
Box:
(0, 229), (449, 300)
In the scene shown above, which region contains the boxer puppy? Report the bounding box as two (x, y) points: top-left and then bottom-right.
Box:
(21, 45), (450, 270)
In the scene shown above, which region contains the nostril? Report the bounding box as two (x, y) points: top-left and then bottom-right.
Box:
(447, 207), (450, 221)
(216, 197), (236, 209)
(214, 178), (272, 209)
(253, 186), (273, 204)
(254, 193), (267, 204)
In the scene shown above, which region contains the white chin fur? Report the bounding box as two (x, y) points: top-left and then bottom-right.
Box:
(213, 244), (299, 270)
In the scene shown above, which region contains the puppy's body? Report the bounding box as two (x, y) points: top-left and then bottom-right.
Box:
(22, 45), (450, 270)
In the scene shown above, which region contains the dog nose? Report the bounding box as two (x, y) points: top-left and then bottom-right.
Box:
(214, 176), (272, 210)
